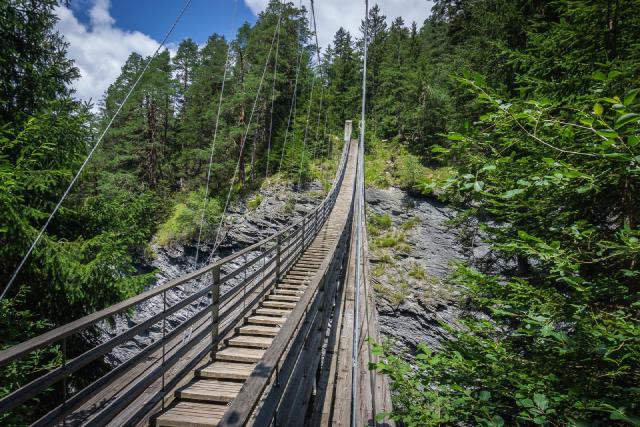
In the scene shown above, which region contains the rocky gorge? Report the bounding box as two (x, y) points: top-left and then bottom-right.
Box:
(99, 180), (480, 366)
(366, 187), (488, 355)
(100, 181), (324, 365)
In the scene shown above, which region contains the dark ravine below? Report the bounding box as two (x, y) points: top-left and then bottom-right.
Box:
(99, 181), (324, 365)
(366, 187), (489, 356)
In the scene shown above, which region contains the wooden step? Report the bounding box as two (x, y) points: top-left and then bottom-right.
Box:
(296, 262), (321, 268)
(248, 315), (287, 325)
(287, 272), (313, 278)
(261, 300), (296, 309)
(197, 361), (255, 380)
(155, 401), (227, 427)
(215, 347), (265, 363)
(228, 335), (273, 348)
(238, 324), (281, 336)
(255, 308), (291, 316)
(290, 267), (317, 273)
(178, 379), (242, 403)
(267, 294), (300, 302)
(299, 256), (323, 262)
(304, 251), (327, 256)
(281, 277), (310, 284)
(273, 288), (304, 296)
(277, 283), (306, 290)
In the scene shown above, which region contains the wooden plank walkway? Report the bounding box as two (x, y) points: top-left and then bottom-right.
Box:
(152, 140), (359, 427)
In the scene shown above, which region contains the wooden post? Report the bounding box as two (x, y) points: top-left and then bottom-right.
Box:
(344, 120), (353, 144)
(276, 234), (282, 281)
(302, 217), (307, 250)
(210, 265), (221, 361)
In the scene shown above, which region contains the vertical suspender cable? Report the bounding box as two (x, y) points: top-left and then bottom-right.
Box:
(277, 0), (304, 176)
(296, 0), (323, 189)
(207, 7), (285, 262)
(1, 0), (194, 301)
(265, 2), (283, 178)
(194, 2), (238, 268)
(352, 0), (368, 425)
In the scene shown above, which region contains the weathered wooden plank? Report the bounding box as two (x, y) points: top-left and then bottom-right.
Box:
(154, 401), (227, 427)
(260, 300), (296, 309)
(196, 362), (255, 380)
(254, 308), (291, 317)
(227, 335), (274, 348)
(237, 325), (281, 337)
(247, 315), (287, 325)
(178, 379), (242, 403)
(215, 348), (265, 363)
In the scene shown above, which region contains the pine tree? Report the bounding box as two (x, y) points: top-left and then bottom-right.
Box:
(173, 38), (200, 114)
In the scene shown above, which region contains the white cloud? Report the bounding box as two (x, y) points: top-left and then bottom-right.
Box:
(55, 0), (160, 107)
(245, 0), (433, 50)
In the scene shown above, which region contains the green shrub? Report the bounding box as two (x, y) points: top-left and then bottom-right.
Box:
(282, 197), (295, 214)
(156, 190), (221, 246)
(408, 262), (427, 280)
(400, 216), (421, 231)
(368, 213), (393, 236)
(247, 193), (263, 211)
(373, 280), (411, 307)
(374, 231), (407, 250)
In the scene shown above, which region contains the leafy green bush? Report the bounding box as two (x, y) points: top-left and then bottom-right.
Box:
(375, 81), (640, 426)
(373, 280), (411, 307)
(368, 213), (393, 236)
(247, 193), (263, 211)
(400, 216), (421, 231)
(156, 190), (221, 247)
(407, 262), (427, 280)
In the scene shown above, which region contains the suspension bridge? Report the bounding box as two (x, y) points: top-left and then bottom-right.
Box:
(0, 122), (392, 426)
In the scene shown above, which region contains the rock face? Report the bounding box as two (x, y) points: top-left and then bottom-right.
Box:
(100, 182), (324, 365)
(366, 187), (487, 355)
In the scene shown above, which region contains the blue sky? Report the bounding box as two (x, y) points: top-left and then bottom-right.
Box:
(56, 0), (432, 106)
(70, 0), (256, 46)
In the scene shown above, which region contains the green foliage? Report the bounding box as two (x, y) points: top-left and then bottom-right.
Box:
(366, 1), (640, 425)
(368, 212), (392, 235)
(0, 291), (60, 426)
(364, 136), (455, 197)
(373, 279), (411, 307)
(400, 216), (421, 231)
(156, 190), (221, 247)
(247, 193), (263, 211)
(372, 231), (407, 251)
(407, 262), (427, 280)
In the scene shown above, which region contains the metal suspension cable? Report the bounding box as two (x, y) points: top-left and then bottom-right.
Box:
(207, 8), (284, 262)
(193, 4), (238, 269)
(277, 0), (305, 174)
(310, 0), (325, 167)
(296, 0), (323, 188)
(0, 0), (194, 301)
(265, 2), (283, 178)
(311, 84), (325, 163)
(256, 1), (284, 235)
(318, 109), (329, 188)
(352, 0), (369, 424)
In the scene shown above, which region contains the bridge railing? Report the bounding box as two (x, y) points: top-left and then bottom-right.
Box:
(0, 134), (351, 426)
(218, 137), (356, 427)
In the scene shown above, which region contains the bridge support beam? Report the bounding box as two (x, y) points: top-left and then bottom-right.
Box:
(210, 265), (221, 361)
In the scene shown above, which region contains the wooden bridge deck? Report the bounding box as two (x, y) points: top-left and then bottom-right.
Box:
(152, 140), (359, 427)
